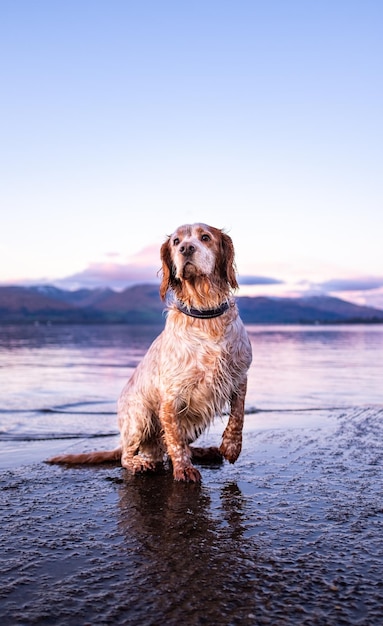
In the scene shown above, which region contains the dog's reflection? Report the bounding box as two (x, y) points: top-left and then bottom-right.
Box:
(116, 472), (249, 570)
(118, 473), (213, 547)
(113, 473), (260, 622)
(219, 481), (248, 541)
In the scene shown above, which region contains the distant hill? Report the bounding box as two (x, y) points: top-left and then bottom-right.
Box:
(237, 295), (383, 324)
(0, 284), (382, 324)
(0, 285), (164, 324)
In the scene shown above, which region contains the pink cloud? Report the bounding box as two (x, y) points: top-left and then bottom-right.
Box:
(55, 261), (161, 290)
(127, 244), (161, 267)
(53, 242), (164, 290)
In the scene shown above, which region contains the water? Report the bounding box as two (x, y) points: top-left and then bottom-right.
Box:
(2, 323), (383, 624)
(246, 324), (383, 409)
(1, 323), (383, 446)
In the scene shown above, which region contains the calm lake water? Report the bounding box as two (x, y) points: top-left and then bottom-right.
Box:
(1, 323), (383, 444)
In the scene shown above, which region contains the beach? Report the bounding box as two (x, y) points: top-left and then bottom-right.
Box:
(2, 405), (383, 625)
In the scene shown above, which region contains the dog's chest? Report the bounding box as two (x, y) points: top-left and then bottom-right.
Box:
(159, 327), (239, 407)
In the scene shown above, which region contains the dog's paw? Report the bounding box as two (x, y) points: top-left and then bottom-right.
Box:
(173, 465), (202, 483)
(219, 439), (242, 464)
(128, 456), (159, 474)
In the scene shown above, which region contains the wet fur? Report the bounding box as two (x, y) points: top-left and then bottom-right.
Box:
(47, 223), (252, 482)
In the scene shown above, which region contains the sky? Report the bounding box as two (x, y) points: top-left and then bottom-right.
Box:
(1, 0), (383, 308)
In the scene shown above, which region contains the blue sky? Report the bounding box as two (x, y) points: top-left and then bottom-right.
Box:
(1, 0), (383, 307)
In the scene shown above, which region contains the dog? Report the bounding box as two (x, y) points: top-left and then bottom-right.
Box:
(48, 223), (252, 482)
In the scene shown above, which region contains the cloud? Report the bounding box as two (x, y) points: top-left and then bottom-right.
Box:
(128, 244), (161, 266)
(237, 275), (284, 286)
(301, 275), (383, 310)
(55, 261), (161, 290)
(53, 243), (164, 290)
(316, 277), (383, 293)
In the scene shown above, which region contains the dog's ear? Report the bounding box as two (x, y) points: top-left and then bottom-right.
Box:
(219, 231), (238, 289)
(159, 238), (174, 300)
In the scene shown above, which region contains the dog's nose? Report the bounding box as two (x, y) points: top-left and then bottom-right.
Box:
(179, 243), (195, 257)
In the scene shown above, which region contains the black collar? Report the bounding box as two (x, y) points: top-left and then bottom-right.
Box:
(176, 300), (230, 319)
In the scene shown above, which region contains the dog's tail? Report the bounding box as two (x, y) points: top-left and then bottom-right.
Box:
(46, 447), (122, 465)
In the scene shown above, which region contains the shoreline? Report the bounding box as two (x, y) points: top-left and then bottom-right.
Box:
(0, 406), (334, 470)
(2, 406), (383, 624)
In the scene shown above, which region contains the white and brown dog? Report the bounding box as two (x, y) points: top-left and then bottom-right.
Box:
(48, 223), (252, 482)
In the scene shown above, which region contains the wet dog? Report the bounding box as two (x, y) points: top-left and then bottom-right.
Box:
(48, 223), (252, 482)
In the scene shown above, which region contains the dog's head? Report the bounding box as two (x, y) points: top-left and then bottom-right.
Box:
(160, 223), (238, 301)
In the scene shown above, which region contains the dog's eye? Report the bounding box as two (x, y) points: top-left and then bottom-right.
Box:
(173, 237), (180, 246)
(201, 234), (210, 242)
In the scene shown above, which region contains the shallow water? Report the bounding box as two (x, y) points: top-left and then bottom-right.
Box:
(1, 324), (383, 624)
(1, 324), (383, 446)
(1, 407), (383, 625)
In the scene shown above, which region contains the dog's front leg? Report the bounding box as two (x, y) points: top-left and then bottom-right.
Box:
(159, 401), (202, 483)
(219, 378), (247, 464)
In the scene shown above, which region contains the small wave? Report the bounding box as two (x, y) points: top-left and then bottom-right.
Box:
(0, 432), (118, 442)
(0, 408), (116, 415)
(245, 405), (354, 414)
(40, 408), (115, 415)
(48, 400), (114, 410)
(0, 400), (116, 416)
(0, 405), (355, 417)
(0, 405), (375, 443)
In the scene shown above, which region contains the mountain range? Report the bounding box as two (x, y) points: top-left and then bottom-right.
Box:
(1, 284), (383, 325)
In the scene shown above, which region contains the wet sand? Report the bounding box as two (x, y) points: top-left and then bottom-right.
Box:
(1, 407), (383, 625)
